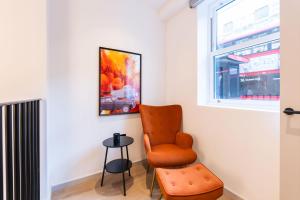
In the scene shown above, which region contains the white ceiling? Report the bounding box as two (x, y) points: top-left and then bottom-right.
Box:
(145, 0), (168, 10)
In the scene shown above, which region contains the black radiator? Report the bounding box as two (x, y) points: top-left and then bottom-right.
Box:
(0, 100), (40, 200)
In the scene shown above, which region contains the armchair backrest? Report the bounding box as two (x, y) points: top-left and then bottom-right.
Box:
(140, 104), (182, 146)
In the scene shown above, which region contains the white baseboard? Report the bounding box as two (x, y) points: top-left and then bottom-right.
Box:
(51, 160), (147, 199)
(224, 187), (245, 200)
(51, 160), (244, 200)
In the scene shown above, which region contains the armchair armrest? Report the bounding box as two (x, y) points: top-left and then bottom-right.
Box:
(144, 134), (152, 153)
(175, 132), (193, 149)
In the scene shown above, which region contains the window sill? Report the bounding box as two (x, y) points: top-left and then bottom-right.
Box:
(199, 101), (280, 113)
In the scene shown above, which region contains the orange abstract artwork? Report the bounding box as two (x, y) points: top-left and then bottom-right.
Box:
(99, 47), (141, 116)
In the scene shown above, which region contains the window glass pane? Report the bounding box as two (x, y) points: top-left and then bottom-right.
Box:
(214, 40), (280, 100)
(216, 0), (280, 49)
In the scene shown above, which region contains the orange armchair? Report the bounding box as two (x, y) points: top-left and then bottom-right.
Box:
(140, 105), (197, 195)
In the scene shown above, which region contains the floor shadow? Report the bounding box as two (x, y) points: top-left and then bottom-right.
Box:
(95, 172), (134, 196)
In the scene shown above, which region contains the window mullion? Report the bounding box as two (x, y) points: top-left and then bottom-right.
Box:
(211, 32), (280, 56)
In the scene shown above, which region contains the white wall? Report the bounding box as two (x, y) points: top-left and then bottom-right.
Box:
(0, 0), (48, 199)
(158, 0), (187, 21)
(47, 0), (165, 186)
(280, 0), (300, 199)
(0, 0), (47, 102)
(165, 6), (280, 200)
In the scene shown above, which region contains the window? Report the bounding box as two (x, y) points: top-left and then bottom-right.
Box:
(208, 0), (280, 108)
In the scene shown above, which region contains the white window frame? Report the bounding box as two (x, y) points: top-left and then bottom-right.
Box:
(201, 0), (280, 111)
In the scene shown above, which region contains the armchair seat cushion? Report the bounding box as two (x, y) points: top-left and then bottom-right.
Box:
(147, 144), (197, 168)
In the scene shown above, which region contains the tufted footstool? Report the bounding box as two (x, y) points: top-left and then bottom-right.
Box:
(156, 163), (224, 200)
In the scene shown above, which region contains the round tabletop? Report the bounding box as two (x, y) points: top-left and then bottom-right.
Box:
(103, 136), (134, 148)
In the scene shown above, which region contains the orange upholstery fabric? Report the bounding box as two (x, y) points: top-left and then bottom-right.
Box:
(140, 104), (197, 168)
(144, 134), (152, 153)
(176, 132), (193, 149)
(156, 163), (224, 200)
(148, 144), (197, 167)
(140, 105), (182, 146)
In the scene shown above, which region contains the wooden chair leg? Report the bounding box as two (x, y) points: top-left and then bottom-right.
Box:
(158, 193), (162, 200)
(150, 168), (156, 196)
(147, 163), (150, 173)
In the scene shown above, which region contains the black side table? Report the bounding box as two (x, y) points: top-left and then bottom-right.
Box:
(100, 136), (134, 196)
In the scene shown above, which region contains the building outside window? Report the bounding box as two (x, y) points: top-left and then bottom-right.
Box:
(208, 0), (280, 107)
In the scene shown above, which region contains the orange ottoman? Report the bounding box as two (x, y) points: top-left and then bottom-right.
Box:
(156, 163), (224, 200)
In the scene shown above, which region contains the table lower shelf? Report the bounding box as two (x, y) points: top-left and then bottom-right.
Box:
(105, 159), (132, 173)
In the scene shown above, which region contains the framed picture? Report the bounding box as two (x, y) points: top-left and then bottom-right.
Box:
(99, 47), (142, 116)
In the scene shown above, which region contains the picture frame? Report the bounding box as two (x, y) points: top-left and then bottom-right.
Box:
(99, 47), (142, 116)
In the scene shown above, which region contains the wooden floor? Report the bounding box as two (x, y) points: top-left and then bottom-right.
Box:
(52, 162), (233, 200)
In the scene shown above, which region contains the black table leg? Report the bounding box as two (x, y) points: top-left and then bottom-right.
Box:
(126, 145), (131, 176)
(121, 147), (126, 196)
(101, 147), (108, 187)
